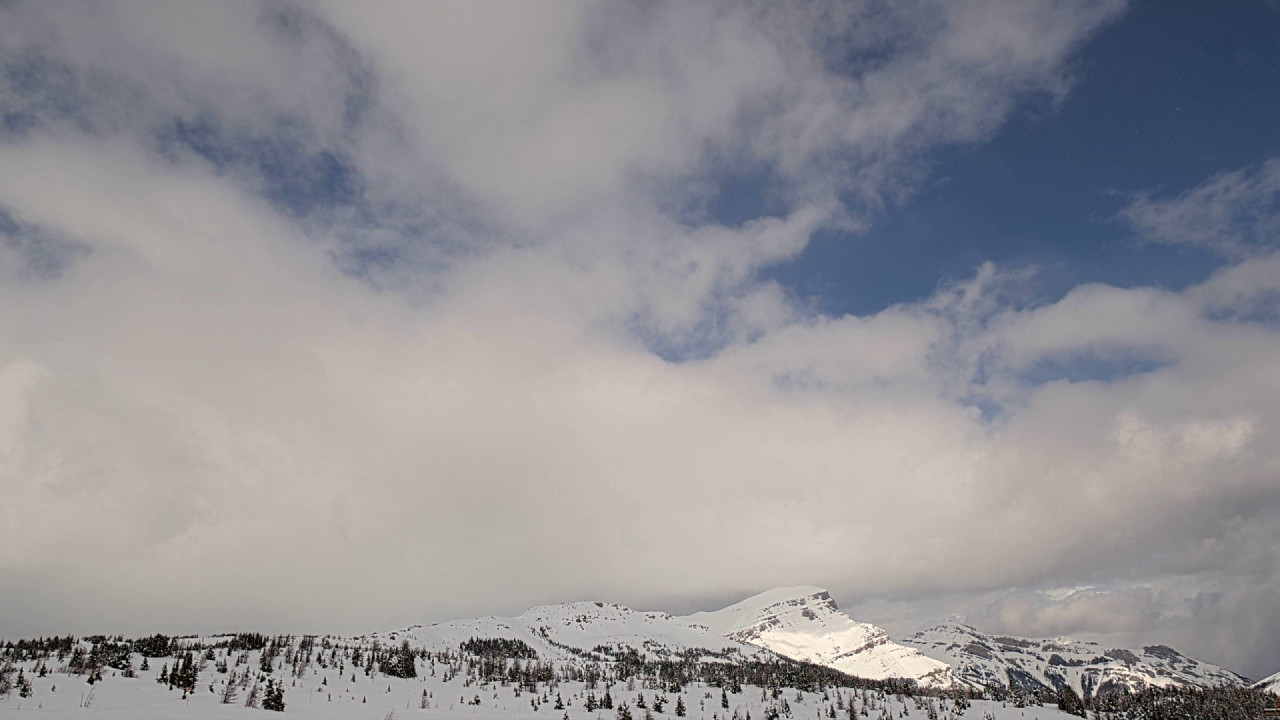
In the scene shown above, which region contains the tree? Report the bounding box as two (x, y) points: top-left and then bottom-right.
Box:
(220, 676), (239, 704)
(1054, 685), (1085, 718)
(383, 641), (418, 679)
(722, 689), (730, 710)
(617, 702), (633, 720)
(676, 696), (687, 717)
(263, 678), (286, 712)
(244, 682), (260, 709)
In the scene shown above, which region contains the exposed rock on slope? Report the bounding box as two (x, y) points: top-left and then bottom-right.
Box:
(902, 622), (1247, 697)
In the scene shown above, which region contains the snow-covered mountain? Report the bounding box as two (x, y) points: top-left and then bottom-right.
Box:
(365, 600), (761, 662)
(683, 586), (953, 687)
(1253, 669), (1280, 694)
(902, 622), (1248, 697)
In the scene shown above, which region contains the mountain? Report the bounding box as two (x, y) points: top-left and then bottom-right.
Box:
(902, 622), (1248, 697)
(1253, 670), (1280, 694)
(365, 600), (762, 662)
(684, 586), (953, 687)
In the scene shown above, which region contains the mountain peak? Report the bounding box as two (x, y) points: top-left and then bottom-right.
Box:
(684, 587), (952, 686)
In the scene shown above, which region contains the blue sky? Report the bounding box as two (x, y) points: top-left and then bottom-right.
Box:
(2, 0), (1280, 681)
(764, 1), (1280, 316)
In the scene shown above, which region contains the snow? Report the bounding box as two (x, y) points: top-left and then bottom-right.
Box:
(0, 656), (1086, 720)
(683, 588), (952, 687)
(0, 587), (1249, 718)
(365, 601), (757, 663)
(1252, 669), (1280, 694)
(902, 622), (1248, 697)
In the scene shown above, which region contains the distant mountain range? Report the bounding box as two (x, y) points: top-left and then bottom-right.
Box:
(362, 585), (1248, 698)
(901, 621), (1247, 697)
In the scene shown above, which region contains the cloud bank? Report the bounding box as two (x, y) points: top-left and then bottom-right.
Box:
(2, 0), (1278, 679)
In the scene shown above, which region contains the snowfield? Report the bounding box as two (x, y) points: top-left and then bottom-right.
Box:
(0, 659), (1089, 720)
(0, 587), (1262, 719)
(684, 587), (950, 687)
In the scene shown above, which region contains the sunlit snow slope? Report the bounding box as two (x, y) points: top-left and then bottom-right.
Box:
(684, 586), (952, 686)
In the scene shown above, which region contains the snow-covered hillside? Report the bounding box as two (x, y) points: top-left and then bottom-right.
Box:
(684, 587), (951, 687)
(1, 588), (1263, 719)
(364, 601), (756, 663)
(1253, 669), (1280, 694)
(902, 623), (1247, 697)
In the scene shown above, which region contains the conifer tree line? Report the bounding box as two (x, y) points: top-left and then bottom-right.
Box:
(0, 630), (1273, 719)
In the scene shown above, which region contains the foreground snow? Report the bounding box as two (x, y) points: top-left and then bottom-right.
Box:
(0, 666), (1086, 720)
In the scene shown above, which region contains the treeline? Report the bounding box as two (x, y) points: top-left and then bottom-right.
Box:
(3, 630), (1273, 720)
(1087, 685), (1272, 720)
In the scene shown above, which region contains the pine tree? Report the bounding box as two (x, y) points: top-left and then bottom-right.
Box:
(1055, 685), (1085, 718)
(220, 676), (239, 704)
(722, 690), (730, 710)
(676, 696), (687, 717)
(244, 682), (260, 709)
(617, 702), (633, 720)
(262, 677), (286, 711)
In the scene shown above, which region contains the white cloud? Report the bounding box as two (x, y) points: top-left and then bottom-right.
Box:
(1121, 158), (1280, 259)
(3, 0), (1280, 681)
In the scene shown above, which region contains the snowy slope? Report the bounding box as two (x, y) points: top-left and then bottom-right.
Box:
(366, 600), (757, 662)
(903, 622), (1247, 697)
(1253, 669), (1280, 694)
(684, 586), (952, 686)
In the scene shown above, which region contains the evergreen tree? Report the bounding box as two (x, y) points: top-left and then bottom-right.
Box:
(1054, 685), (1085, 718)
(722, 689), (730, 710)
(676, 696), (687, 717)
(617, 701), (633, 720)
(262, 677), (286, 712)
(244, 682), (260, 709)
(220, 676), (239, 704)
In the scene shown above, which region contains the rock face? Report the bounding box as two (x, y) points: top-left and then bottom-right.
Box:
(902, 622), (1248, 697)
(684, 586), (953, 687)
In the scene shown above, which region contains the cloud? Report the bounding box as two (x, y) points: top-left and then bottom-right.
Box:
(1121, 158), (1280, 259)
(3, 0), (1280, 682)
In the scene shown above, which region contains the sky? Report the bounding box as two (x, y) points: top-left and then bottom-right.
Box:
(1, 0), (1279, 681)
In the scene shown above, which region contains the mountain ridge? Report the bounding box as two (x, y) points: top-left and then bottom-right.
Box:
(683, 586), (953, 687)
(901, 621), (1248, 697)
